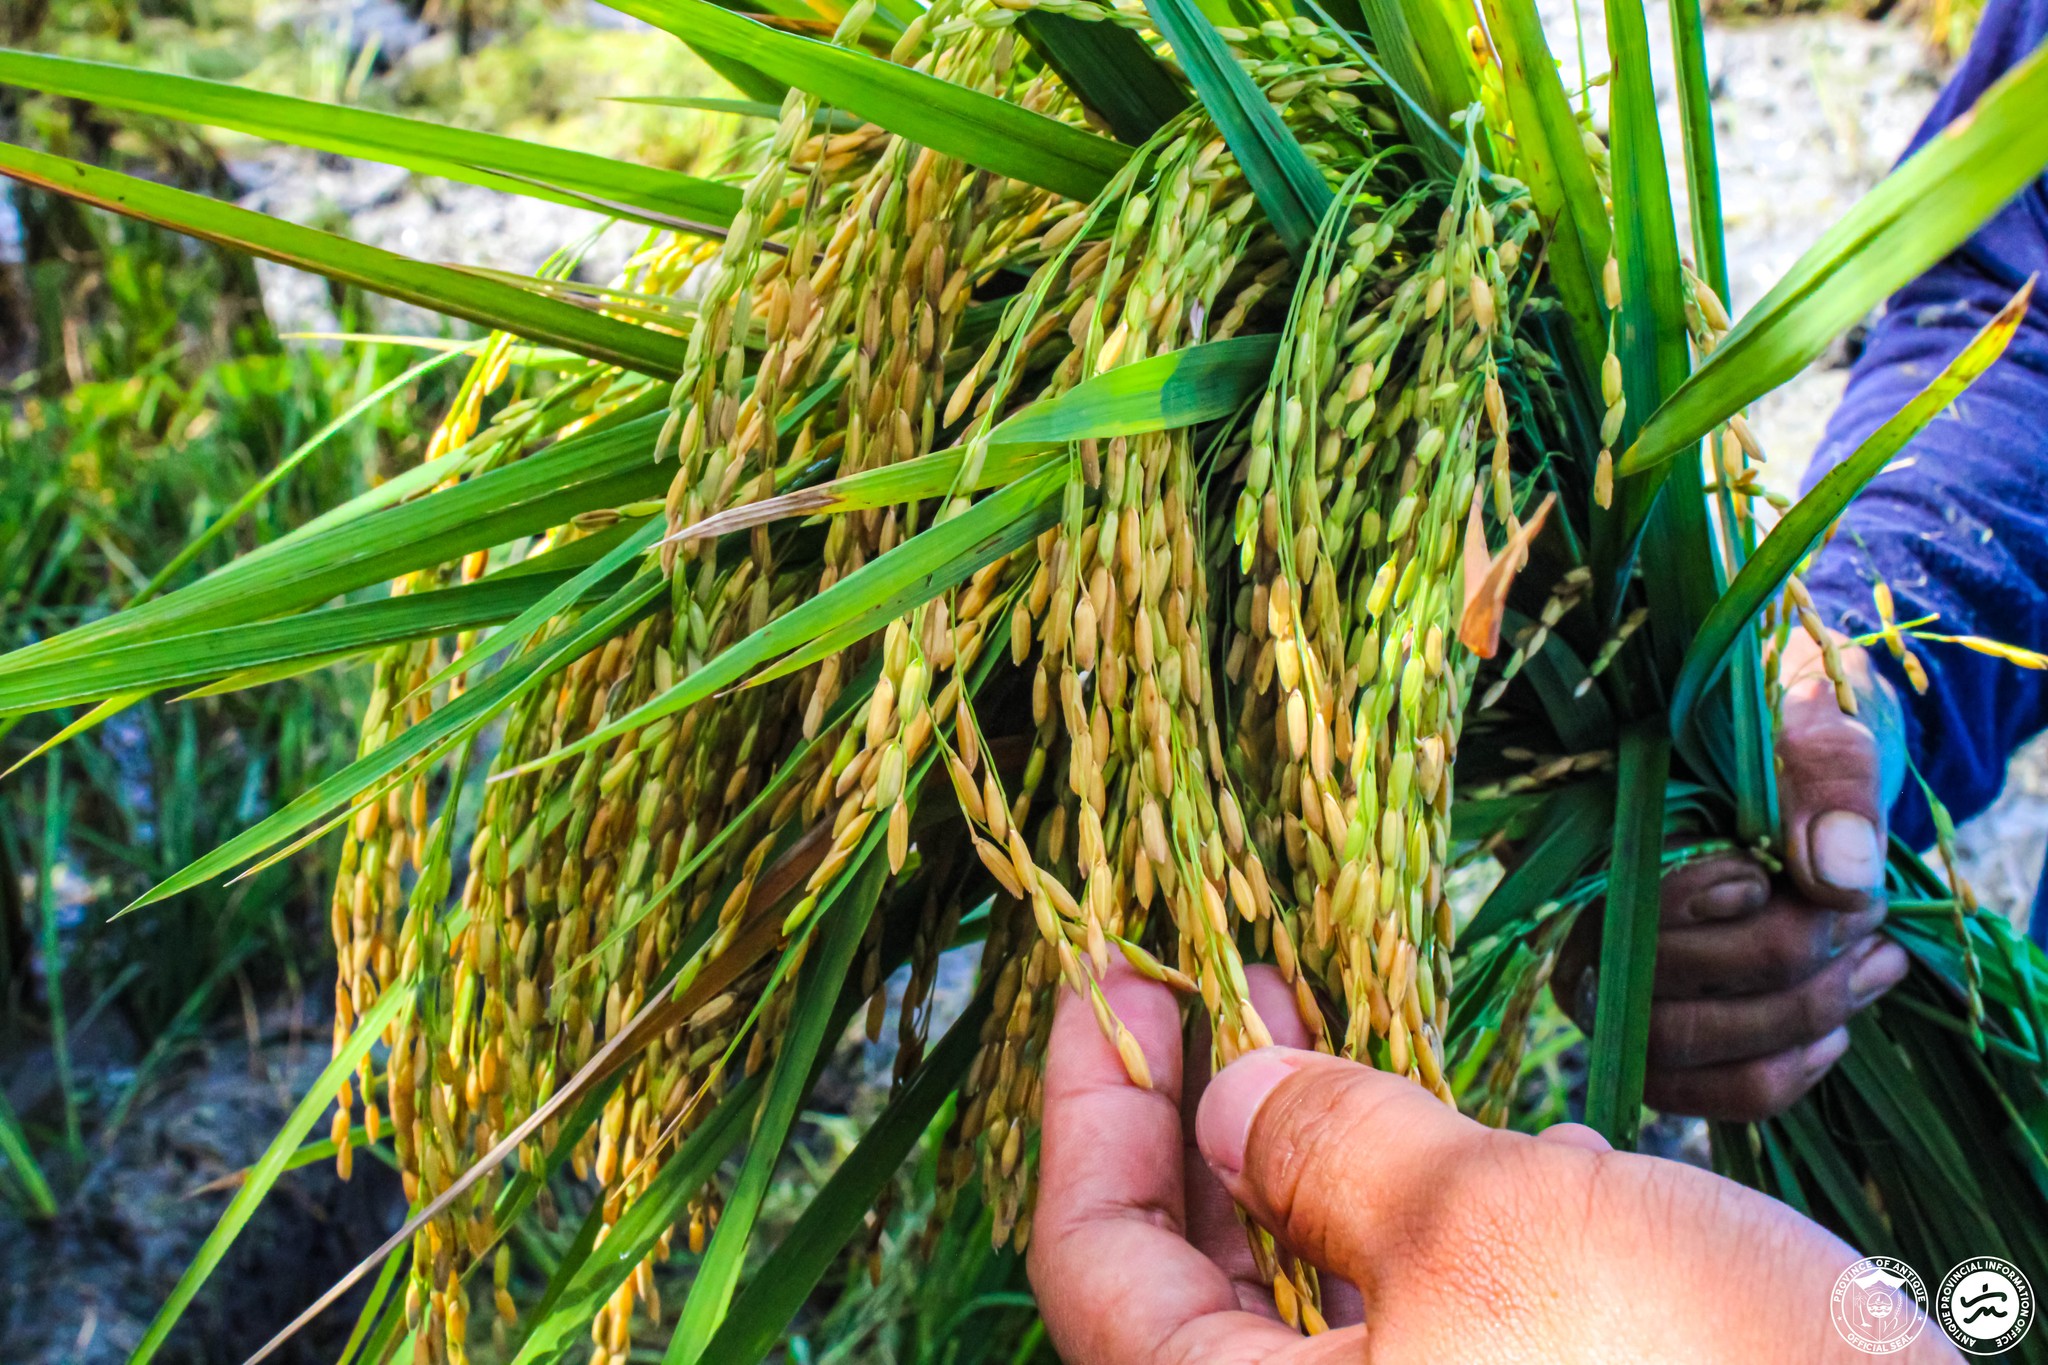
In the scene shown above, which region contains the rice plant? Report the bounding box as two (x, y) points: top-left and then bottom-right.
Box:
(1, 0), (2047, 1359)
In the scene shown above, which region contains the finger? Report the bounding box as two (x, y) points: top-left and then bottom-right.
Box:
(1185, 970), (1317, 1319)
(1223, 975), (1371, 1330)
(1032, 963), (1309, 1365)
(1648, 938), (1909, 1067)
(1659, 854), (1770, 928)
(1194, 1048), (1501, 1295)
(1778, 657), (1890, 913)
(1184, 976), (1368, 1330)
(1653, 895), (1888, 999)
(1558, 855), (1774, 1029)
(1643, 1026), (1853, 1123)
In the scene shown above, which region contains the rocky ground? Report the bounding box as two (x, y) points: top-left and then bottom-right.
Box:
(0, 1005), (405, 1363)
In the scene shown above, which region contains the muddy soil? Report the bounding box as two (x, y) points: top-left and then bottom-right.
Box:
(0, 1005), (405, 1363)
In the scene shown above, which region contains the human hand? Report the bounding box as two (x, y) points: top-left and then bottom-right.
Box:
(1030, 962), (1954, 1363)
(1558, 628), (1911, 1122)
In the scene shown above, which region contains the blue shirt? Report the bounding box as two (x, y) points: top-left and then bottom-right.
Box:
(1801, 0), (2048, 937)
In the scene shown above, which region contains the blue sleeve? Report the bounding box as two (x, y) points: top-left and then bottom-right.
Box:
(1800, 0), (2048, 850)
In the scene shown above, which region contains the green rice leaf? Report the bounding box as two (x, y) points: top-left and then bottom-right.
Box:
(0, 412), (668, 674)
(129, 983), (413, 1365)
(505, 1074), (765, 1363)
(600, 0), (1129, 202)
(610, 93), (863, 132)
(986, 333), (1280, 445)
(1450, 779), (1612, 1042)
(1344, 0), (1469, 150)
(0, 50), (742, 229)
(1668, 281), (2030, 737)
(0, 1088), (54, 1219)
(403, 517), (663, 702)
(0, 571), (595, 713)
(1666, 0), (1770, 842)
(1622, 39), (2048, 476)
(2, 693), (145, 776)
(1664, 0), (1727, 298)
(1595, 0), (1716, 684)
(123, 570), (664, 910)
(0, 143), (691, 379)
(1771, 1099), (1897, 1254)
(702, 984), (992, 1364)
(1474, 0), (1609, 367)
(681, 446), (1057, 540)
(1017, 11), (1189, 145)
(1141, 0), (1331, 255)
(665, 852), (889, 1364)
(134, 348), (472, 606)
(1583, 723), (1670, 1150)
(680, 335), (1275, 539)
(506, 460), (1066, 776)
(1458, 778), (1613, 952)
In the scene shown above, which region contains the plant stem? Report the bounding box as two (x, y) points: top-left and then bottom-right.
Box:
(1585, 722), (1670, 1149)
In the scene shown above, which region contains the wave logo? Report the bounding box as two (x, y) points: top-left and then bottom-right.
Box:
(1938, 1257), (2035, 1356)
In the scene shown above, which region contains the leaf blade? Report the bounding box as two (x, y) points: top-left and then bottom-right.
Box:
(1583, 723), (1670, 1150)
(0, 142), (691, 378)
(1622, 41), (2048, 476)
(1141, 0), (1332, 254)
(600, 0), (1128, 201)
(0, 50), (741, 228)
(129, 984), (413, 1365)
(1668, 281), (2031, 735)
(701, 983), (992, 1364)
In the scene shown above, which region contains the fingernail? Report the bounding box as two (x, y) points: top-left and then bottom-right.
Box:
(1803, 1027), (1851, 1079)
(1196, 1048), (1304, 1180)
(1694, 877), (1768, 922)
(1850, 940), (1909, 1005)
(1811, 811), (1883, 892)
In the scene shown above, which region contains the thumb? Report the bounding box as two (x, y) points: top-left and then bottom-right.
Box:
(1193, 1048), (1499, 1295)
(1776, 643), (1897, 912)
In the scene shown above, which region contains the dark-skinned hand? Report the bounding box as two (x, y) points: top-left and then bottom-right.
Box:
(1557, 629), (1912, 1122)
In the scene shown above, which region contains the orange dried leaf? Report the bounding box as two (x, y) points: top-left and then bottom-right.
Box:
(1458, 492), (1557, 658)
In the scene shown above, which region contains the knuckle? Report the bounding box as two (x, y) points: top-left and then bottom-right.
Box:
(1647, 1001), (1709, 1068)
(1779, 724), (1883, 814)
(1782, 714), (1877, 765)
(1719, 1066), (1788, 1124)
(1751, 911), (1832, 990)
(1792, 972), (1853, 1044)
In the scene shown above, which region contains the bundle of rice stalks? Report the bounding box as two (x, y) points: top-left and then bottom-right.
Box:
(1, 0), (2046, 1358)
